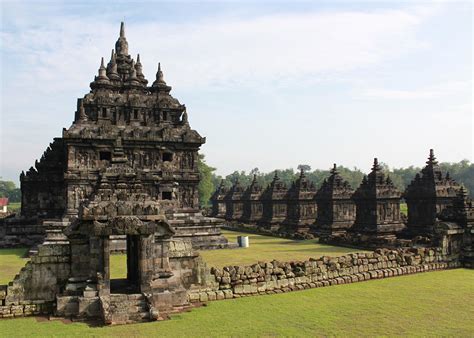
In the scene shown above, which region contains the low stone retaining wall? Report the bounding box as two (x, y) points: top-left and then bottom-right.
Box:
(0, 286), (54, 318)
(188, 247), (460, 302)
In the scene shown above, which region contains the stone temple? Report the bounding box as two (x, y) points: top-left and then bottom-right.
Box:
(1, 22), (231, 251)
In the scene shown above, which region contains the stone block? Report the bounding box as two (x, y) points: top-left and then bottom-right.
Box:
(207, 292), (216, 301)
(223, 290), (233, 299)
(188, 292), (200, 303)
(215, 291), (225, 300)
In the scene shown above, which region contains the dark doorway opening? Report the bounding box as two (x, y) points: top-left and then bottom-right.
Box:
(162, 152), (173, 162)
(110, 235), (141, 294)
(162, 191), (172, 200)
(100, 151), (112, 161)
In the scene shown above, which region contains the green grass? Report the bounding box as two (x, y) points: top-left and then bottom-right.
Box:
(200, 230), (363, 268)
(400, 203), (408, 216)
(0, 248), (29, 284)
(0, 269), (472, 336)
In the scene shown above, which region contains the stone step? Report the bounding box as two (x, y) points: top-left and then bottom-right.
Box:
(107, 293), (150, 324)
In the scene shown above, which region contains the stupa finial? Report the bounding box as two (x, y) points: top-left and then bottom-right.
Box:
(426, 148), (438, 165)
(78, 100), (88, 122)
(96, 57), (109, 82)
(120, 21), (125, 38)
(115, 22), (129, 56)
(152, 62), (167, 87)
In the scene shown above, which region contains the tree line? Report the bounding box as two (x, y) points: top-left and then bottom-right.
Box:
(2, 157), (472, 208)
(198, 157), (474, 207)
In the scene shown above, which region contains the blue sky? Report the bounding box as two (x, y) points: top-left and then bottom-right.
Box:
(1, 1), (472, 184)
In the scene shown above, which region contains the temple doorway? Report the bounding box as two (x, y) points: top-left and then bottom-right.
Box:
(110, 235), (141, 294)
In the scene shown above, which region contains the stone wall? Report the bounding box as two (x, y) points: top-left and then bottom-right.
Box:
(0, 241), (70, 318)
(188, 247), (460, 303)
(0, 217), (45, 248)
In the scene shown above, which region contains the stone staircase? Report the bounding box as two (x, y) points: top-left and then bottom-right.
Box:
(105, 294), (150, 325)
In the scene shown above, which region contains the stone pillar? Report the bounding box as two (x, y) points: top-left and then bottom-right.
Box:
(100, 237), (110, 294)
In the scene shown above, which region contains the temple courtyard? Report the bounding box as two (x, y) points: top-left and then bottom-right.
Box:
(0, 230), (473, 336)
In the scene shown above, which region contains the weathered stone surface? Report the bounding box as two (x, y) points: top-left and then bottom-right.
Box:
(314, 164), (356, 237)
(404, 149), (461, 237)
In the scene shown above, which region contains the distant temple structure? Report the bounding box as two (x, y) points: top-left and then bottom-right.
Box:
(1, 22), (231, 250)
(210, 180), (227, 219)
(241, 175), (264, 224)
(259, 172), (289, 230)
(224, 179), (245, 221)
(350, 158), (405, 242)
(214, 154), (469, 251)
(284, 170), (317, 233)
(313, 164), (356, 237)
(404, 149), (460, 237)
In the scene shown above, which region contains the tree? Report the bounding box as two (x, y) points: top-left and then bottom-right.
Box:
(197, 154), (216, 208)
(297, 164), (311, 173)
(0, 179), (21, 203)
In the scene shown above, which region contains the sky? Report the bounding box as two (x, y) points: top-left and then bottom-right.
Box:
(0, 0), (472, 185)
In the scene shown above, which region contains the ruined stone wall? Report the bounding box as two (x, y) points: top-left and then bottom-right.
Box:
(188, 247), (460, 303)
(0, 242), (71, 318)
(0, 218), (45, 248)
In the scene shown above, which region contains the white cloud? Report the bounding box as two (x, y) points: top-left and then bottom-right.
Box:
(1, 8), (432, 93)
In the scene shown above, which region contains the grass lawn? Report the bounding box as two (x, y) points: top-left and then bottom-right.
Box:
(400, 203), (408, 216)
(200, 230), (363, 268)
(0, 269), (472, 336)
(0, 248), (29, 284)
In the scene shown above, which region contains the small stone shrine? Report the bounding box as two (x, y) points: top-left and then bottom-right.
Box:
(284, 170), (317, 233)
(259, 172), (289, 230)
(210, 180), (228, 218)
(404, 149), (461, 237)
(350, 158), (405, 241)
(435, 187), (474, 267)
(224, 179), (245, 221)
(313, 164), (356, 237)
(1, 22), (231, 251)
(241, 175), (264, 224)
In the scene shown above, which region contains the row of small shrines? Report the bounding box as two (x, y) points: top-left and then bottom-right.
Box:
(210, 150), (471, 240)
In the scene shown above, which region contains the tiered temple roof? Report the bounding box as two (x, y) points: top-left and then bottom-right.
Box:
(210, 180), (228, 218)
(260, 172), (289, 229)
(285, 170), (317, 231)
(15, 22), (230, 250)
(352, 158), (404, 236)
(404, 149), (461, 235)
(225, 179), (245, 220)
(241, 175), (264, 223)
(314, 164), (356, 236)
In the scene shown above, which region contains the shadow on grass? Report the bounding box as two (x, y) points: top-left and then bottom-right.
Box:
(0, 248), (29, 258)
